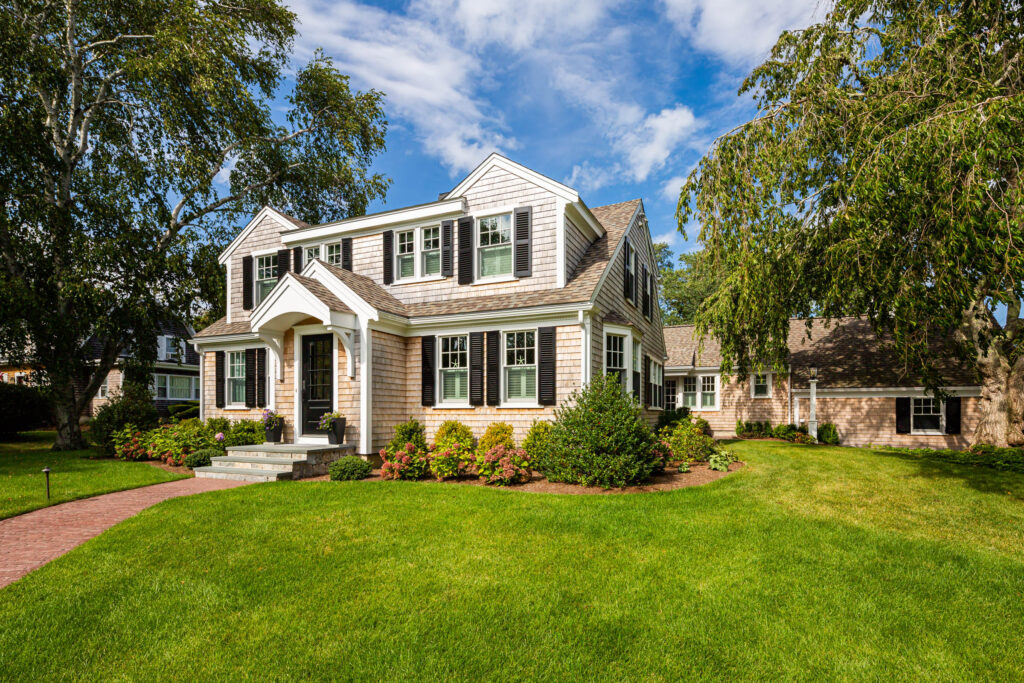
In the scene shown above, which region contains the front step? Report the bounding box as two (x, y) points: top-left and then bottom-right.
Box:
(194, 442), (357, 481)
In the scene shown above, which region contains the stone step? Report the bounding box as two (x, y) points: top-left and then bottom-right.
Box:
(210, 456), (297, 472)
(194, 465), (293, 482)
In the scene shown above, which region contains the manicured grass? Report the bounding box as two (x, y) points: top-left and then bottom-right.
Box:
(0, 431), (187, 519)
(1, 440), (1023, 679)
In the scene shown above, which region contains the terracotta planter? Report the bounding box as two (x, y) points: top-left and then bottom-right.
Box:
(327, 417), (346, 444)
(265, 423), (283, 443)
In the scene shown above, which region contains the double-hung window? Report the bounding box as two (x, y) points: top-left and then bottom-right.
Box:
(396, 230), (416, 280)
(422, 227), (441, 276)
(305, 245), (321, 263)
(752, 372), (772, 398)
(651, 361), (664, 408)
(665, 379), (677, 411)
(478, 214), (513, 278)
(606, 334), (626, 385)
(98, 375), (109, 399)
(160, 336), (181, 362)
(504, 331), (536, 402)
(325, 243), (342, 266)
(701, 375), (718, 409)
(681, 377), (697, 408)
(255, 254), (278, 305)
(912, 398), (943, 433)
(439, 336), (468, 403)
(227, 351), (246, 406)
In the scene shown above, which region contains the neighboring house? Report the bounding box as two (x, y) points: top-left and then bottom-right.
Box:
(87, 320), (201, 417)
(0, 367), (34, 385)
(192, 154), (668, 455)
(664, 317), (981, 448)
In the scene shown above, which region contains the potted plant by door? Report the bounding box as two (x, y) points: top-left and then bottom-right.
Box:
(318, 411), (347, 444)
(262, 409), (283, 443)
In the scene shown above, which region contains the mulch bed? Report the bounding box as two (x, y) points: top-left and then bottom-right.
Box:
(146, 461), (193, 476)
(303, 461), (745, 494)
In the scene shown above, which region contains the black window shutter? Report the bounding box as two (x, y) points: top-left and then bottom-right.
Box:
(457, 216), (474, 285)
(292, 247), (303, 274)
(277, 248), (291, 280)
(538, 326), (557, 405)
(441, 220), (454, 277)
(215, 351), (225, 408)
(242, 255), (254, 310)
(421, 336), (436, 407)
(469, 332), (484, 406)
(642, 263), (650, 317)
(644, 356), (651, 406)
(256, 348), (267, 408)
(633, 370), (641, 401)
(486, 331), (500, 406)
(513, 206), (532, 277)
(622, 237), (631, 301)
(244, 348), (257, 408)
(945, 397), (962, 434)
(382, 231), (394, 284)
(341, 238), (353, 271)
(895, 397), (911, 434)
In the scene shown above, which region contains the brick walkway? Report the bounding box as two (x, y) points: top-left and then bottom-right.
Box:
(0, 478), (249, 589)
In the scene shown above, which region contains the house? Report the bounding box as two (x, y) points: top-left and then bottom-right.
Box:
(86, 320), (201, 418)
(664, 317), (981, 448)
(191, 154), (668, 461)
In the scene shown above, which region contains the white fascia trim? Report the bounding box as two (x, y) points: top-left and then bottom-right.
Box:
(405, 302), (593, 329)
(589, 202), (643, 305)
(281, 198), (466, 244)
(302, 260), (380, 321)
(792, 386), (982, 398)
(408, 314), (581, 337)
(566, 200), (605, 239)
(665, 365), (720, 373)
(218, 206), (297, 265)
(447, 153), (579, 203)
(153, 361), (199, 371)
(249, 272), (329, 330)
(190, 333), (261, 347)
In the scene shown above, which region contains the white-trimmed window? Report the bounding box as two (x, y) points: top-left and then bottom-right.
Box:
(912, 397), (943, 433)
(396, 230), (416, 280)
(651, 361), (664, 408)
(504, 331), (536, 402)
(98, 375), (109, 399)
(325, 243), (342, 266)
(422, 226), (441, 276)
(305, 245), (321, 263)
(665, 379), (677, 411)
(227, 351), (246, 406)
(681, 376), (697, 408)
(700, 375), (718, 409)
(752, 372), (772, 398)
(255, 254), (277, 305)
(606, 334), (626, 385)
(155, 374), (196, 400)
(159, 336), (182, 362)
(439, 335), (468, 404)
(477, 214), (513, 278)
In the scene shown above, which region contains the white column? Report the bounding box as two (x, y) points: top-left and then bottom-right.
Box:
(359, 320), (373, 455)
(808, 379), (818, 439)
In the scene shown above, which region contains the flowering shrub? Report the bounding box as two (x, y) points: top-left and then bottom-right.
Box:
(215, 432), (225, 443)
(111, 426), (151, 461)
(386, 419), (427, 455)
(474, 445), (531, 486)
(143, 419), (217, 466)
(434, 420), (474, 453)
(222, 420), (263, 447)
(262, 409), (282, 430)
(318, 411), (344, 430)
(380, 442), (430, 480)
(476, 422), (515, 457)
(792, 432), (816, 445)
(664, 414), (716, 464)
(429, 445), (472, 481)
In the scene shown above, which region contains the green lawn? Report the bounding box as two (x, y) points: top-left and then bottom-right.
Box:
(1, 440), (1022, 680)
(0, 431), (187, 519)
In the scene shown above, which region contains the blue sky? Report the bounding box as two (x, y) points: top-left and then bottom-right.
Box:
(287, 0), (828, 257)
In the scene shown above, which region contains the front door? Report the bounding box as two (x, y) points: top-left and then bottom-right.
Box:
(301, 333), (333, 435)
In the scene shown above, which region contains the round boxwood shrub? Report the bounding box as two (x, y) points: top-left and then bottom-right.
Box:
(434, 420), (474, 453)
(476, 422), (514, 457)
(522, 420), (553, 464)
(0, 382), (51, 436)
(89, 383), (158, 455)
(386, 418), (427, 455)
(817, 422), (840, 445)
(540, 373), (657, 488)
(184, 448), (221, 469)
(329, 456), (373, 481)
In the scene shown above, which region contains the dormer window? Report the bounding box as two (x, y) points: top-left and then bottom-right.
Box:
(396, 230), (416, 280)
(159, 335), (182, 361)
(255, 254), (277, 305)
(305, 245), (320, 263)
(325, 243), (342, 266)
(477, 214), (513, 278)
(422, 226), (441, 275)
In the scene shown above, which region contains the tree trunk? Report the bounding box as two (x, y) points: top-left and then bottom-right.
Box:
(52, 381), (85, 451)
(972, 357), (1024, 447)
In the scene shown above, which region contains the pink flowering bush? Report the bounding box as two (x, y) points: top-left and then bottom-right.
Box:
(380, 442), (430, 480)
(428, 444), (472, 481)
(111, 426), (151, 461)
(474, 445), (531, 486)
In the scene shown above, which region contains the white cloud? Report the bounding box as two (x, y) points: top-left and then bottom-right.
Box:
(661, 0), (827, 66)
(622, 106), (700, 182)
(660, 175), (687, 201)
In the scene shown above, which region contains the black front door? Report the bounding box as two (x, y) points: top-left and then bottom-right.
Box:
(301, 334), (333, 435)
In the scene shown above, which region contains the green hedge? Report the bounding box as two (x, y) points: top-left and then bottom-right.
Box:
(0, 383), (50, 436)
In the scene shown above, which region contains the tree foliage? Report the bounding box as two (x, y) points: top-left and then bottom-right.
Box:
(655, 243), (726, 325)
(0, 0), (390, 448)
(679, 0), (1024, 445)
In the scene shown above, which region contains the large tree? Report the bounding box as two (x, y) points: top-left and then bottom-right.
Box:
(655, 243), (726, 325)
(0, 0), (389, 449)
(679, 0), (1024, 446)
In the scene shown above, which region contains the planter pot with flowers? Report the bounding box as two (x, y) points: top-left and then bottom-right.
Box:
(318, 411), (347, 444)
(262, 409), (283, 443)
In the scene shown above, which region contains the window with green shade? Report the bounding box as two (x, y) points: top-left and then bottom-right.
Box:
(682, 376), (697, 408)
(228, 351), (246, 405)
(504, 331), (536, 401)
(439, 335), (468, 403)
(396, 230), (415, 280)
(477, 214), (512, 278)
(701, 375), (717, 408)
(422, 226), (440, 275)
(255, 254), (277, 305)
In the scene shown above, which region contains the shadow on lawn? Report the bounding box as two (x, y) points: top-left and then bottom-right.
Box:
(870, 447), (1024, 500)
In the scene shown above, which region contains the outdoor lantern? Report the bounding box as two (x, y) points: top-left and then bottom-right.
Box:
(810, 366), (818, 380)
(42, 467), (51, 501)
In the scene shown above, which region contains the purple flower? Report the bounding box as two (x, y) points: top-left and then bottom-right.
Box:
(215, 432), (225, 442)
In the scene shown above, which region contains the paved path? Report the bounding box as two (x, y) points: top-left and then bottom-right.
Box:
(0, 478), (249, 589)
